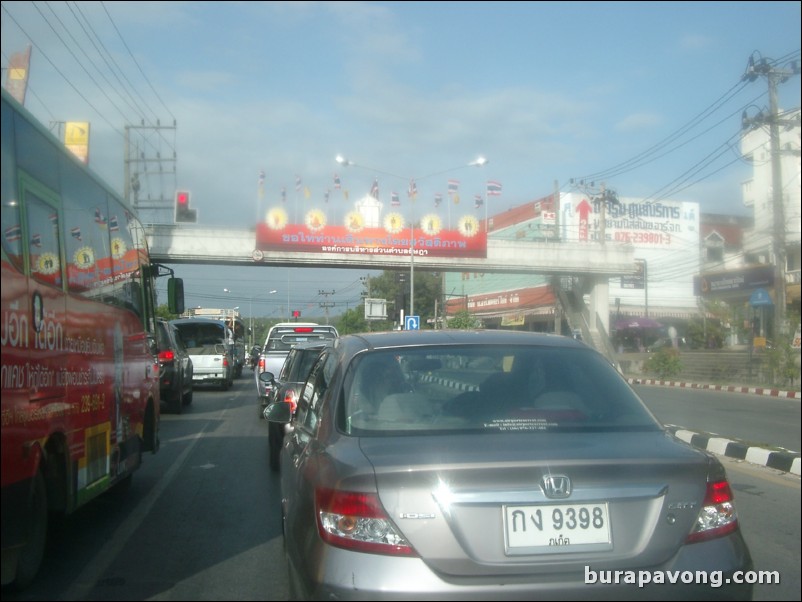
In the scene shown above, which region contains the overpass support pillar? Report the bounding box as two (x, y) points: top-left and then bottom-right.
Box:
(588, 275), (610, 334)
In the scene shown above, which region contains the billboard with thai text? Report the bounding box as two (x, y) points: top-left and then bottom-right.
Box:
(255, 205), (487, 258)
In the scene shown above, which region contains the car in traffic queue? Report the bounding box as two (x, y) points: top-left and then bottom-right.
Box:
(171, 317), (235, 391)
(264, 329), (753, 601)
(155, 318), (194, 414)
(259, 340), (334, 471)
(256, 322), (338, 412)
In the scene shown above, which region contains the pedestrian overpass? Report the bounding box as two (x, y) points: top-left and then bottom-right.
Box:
(145, 223), (636, 356)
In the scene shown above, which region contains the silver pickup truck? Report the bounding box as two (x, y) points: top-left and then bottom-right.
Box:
(255, 323), (338, 411)
(171, 318), (234, 391)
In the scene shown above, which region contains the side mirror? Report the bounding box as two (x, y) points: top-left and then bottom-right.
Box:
(264, 401), (292, 422)
(168, 277), (185, 315)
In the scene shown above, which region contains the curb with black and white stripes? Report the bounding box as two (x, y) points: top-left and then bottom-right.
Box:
(665, 424), (801, 476)
(628, 378), (800, 475)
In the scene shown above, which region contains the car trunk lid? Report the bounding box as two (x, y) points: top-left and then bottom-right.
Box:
(359, 430), (713, 577)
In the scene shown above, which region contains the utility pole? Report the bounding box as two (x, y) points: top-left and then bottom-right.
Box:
(742, 54), (800, 338)
(124, 121), (178, 224)
(599, 182), (607, 245)
(318, 289), (335, 325)
(360, 275), (372, 331)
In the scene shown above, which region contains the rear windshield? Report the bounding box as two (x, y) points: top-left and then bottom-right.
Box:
(156, 323), (172, 350)
(173, 322), (227, 349)
(341, 345), (660, 436)
(266, 329), (337, 353)
(283, 348), (325, 381)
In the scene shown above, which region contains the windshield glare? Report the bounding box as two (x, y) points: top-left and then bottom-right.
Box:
(342, 346), (659, 435)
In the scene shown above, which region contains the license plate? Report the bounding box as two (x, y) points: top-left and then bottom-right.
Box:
(503, 503), (612, 554)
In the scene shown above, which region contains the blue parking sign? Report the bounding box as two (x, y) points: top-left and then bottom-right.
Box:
(405, 315), (420, 330)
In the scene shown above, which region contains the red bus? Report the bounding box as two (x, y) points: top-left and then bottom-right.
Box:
(1, 89), (184, 589)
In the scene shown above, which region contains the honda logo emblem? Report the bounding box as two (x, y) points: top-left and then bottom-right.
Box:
(542, 475), (572, 499)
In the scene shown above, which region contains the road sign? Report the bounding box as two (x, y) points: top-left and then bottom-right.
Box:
(405, 315), (420, 331)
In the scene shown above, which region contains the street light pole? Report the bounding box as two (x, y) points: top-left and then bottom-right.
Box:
(410, 219), (415, 320)
(335, 155), (487, 328)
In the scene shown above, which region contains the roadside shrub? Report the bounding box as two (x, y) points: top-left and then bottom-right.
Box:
(764, 320), (801, 389)
(644, 347), (683, 380)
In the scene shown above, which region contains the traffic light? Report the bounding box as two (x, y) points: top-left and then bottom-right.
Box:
(175, 190), (197, 223)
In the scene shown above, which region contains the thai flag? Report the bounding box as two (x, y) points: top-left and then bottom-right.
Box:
(71, 227), (82, 241)
(324, 190), (330, 203)
(31, 233), (42, 247)
(391, 192), (400, 207)
(486, 180), (502, 196)
(5, 224), (22, 243)
(448, 179), (459, 195)
(49, 213), (59, 227)
(334, 173), (341, 190)
(370, 178), (379, 200)
(95, 208), (107, 227)
(434, 193), (442, 208)
(408, 179), (417, 199)
(474, 194), (484, 209)
(109, 215), (119, 232)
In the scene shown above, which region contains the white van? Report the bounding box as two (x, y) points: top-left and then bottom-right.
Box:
(255, 322), (338, 402)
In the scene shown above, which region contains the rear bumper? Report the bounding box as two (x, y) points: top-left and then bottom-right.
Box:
(192, 371), (229, 383)
(290, 533), (753, 601)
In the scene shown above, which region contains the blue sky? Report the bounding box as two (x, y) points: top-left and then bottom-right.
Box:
(2, 1), (800, 318)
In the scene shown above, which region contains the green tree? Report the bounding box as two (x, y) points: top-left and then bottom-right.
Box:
(336, 306), (368, 335)
(448, 309), (481, 329)
(156, 304), (180, 320)
(765, 314), (801, 388)
(362, 270), (442, 329)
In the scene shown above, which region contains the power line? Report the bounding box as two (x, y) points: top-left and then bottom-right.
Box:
(1, 2), (126, 137)
(101, 1), (175, 122)
(575, 80), (751, 184)
(68, 1), (160, 125)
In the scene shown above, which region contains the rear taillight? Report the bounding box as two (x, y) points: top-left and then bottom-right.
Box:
(283, 389), (298, 414)
(686, 480), (738, 543)
(315, 488), (416, 556)
(158, 350), (175, 363)
(258, 358), (265, 371)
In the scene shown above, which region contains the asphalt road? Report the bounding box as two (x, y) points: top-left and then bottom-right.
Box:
(2, 376), (799, 601)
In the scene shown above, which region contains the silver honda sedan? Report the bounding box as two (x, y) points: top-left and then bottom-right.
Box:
(266, 330), (752, 600)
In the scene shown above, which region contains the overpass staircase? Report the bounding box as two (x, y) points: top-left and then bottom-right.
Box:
(554, 278), (619, 370)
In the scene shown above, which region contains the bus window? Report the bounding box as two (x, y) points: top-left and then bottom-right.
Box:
(1, 100), (24, 272)
(25, 192), (63, 288)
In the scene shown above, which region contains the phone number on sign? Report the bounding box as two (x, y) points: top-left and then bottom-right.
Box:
(614, 231), (671, 245)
